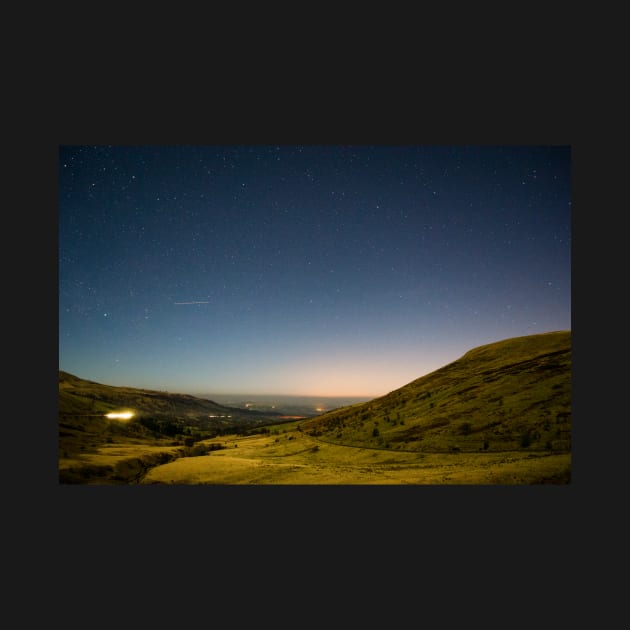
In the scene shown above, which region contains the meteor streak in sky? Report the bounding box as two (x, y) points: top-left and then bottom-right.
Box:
(173, 301), (210, 305)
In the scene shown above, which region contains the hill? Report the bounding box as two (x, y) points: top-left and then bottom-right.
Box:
(58, 371), (291, 483)
(59, 371), (282, 448)
(299, 331), (571, 454)
(59, 370), (254, 419)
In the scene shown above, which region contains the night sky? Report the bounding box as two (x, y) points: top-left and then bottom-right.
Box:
(58, 145), (571, 397)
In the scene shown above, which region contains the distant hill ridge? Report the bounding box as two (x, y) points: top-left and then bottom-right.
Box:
(58, 370), (269, 420)
(300, 331), (571, 453)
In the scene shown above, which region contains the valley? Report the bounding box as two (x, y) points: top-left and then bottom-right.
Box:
(59, 330), (572, 485)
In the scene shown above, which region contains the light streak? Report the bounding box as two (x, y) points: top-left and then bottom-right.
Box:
(105, 412), (134, 420)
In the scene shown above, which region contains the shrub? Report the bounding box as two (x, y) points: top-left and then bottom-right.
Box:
(372, 427), (380, 438)
(520, 432), (531, 448)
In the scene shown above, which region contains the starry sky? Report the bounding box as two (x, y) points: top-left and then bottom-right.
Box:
(58, 145), (571, 397)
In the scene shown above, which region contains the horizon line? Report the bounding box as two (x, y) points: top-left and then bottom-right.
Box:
(195, 391), (379, 399)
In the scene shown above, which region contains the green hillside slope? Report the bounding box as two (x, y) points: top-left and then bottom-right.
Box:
(300, 331), (571, 453)
(58, 371), (282, 451)
(58, 371), (288, 481)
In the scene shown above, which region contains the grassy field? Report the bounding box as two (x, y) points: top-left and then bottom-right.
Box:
(140, 429), (571, 484)
(59, 442), (184, 484)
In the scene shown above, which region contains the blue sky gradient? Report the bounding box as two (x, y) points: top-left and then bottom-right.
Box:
(59, 145), (571, 396)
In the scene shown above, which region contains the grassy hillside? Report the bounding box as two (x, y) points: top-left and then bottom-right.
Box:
(300, 331), (571, 454)
(58, 370), (286, 430)
(58, 371), (285, 482)
(60, 371), (259, 419)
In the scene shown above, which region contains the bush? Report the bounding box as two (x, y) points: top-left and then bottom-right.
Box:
(372, 427), (380, 438)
